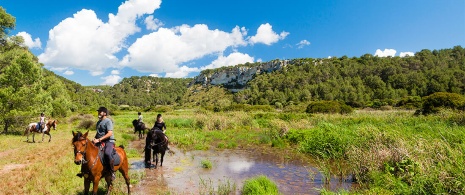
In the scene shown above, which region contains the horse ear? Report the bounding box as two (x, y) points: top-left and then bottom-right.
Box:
(83, 130), (89, 138)
(72, 131), (76, 137)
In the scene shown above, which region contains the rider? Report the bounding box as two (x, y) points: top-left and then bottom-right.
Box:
(152, 113), (166, 133)
(137, 111), (144, 128)
(93, 106), (116, 180)
(37, 112), (45, 132)
(145, 114), (168, 168)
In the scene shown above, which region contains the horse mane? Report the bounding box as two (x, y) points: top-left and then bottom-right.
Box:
(72, 131), (85, 143)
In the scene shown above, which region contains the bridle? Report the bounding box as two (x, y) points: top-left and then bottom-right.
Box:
(151, 131), (168, 147)
(74, 138), (99, 170)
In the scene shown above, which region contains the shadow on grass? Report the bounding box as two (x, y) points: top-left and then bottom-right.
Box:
(76, 186), (107, 195)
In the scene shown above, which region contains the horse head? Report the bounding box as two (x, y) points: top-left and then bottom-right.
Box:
(150, 128), (167, 146)
(132, 119), (138, 127)
(48, 120), (57, 130)
(72, 131), (89, 165)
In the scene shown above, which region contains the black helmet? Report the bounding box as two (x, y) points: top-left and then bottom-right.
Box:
(97, 107), (109, 115)
(138, 112), (141, 115)
(41, 112), (44, 116)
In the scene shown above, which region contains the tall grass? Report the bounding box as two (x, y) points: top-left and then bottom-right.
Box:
(285, 110), (465, 194)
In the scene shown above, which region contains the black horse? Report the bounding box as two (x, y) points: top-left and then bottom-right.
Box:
(144, 127), (169, 169)
(132, 119), (148, 139)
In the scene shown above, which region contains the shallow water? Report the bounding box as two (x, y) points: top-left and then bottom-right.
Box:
(130, 143), (354, 195)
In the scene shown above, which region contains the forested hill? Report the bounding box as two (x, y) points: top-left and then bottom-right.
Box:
(213, 46), (465, 108)
(102, 76), (193, 107)
(104, 46), (465, 110)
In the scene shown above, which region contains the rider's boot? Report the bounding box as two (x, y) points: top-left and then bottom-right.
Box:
(109, 159), (116, 180)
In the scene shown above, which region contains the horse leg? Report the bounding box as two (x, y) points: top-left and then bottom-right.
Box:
(47, 132), (51, 142)
(119, 159), (131, 194)
(152, 151), (157, 168)
(84, 179), (91, 195)
(160, 151), (165, 167)
(104, 176), (113, 195)
(32, 132), (36, 143)
(41, 132), (45, 142)
(92, 178), (100, 195)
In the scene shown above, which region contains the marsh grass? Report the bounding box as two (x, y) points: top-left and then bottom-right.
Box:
(199, 177), (236, 195)
(241, 175), (280, 195)
(3, 109), (464, 194)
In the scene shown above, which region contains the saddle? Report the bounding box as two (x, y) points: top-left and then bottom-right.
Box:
(98, 143), (121, 166)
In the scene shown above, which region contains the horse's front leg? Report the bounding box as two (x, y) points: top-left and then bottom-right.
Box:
(84, 179), (91, 195)
(32, 132), (36, 143)
(41, 132), (45, 142)
(47, 132), (52, 142)
(160, 152), (165, 167)
(92, 178), (100, 195)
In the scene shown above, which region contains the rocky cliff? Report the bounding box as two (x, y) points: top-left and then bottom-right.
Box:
(189, 59), (289, 92)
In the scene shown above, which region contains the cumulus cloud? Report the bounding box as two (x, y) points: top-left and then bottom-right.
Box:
(296, 40), (310, 49)
(120, 24), (248, 73)
(400, 52), (414, 57)
(101, 74), (122, 86)
(38, 0), (162, 76)
(144, 15), (164, 30)
(375, 49), (396, 57)
(248, 23), (289, 45)
(16, 32), (41, 49)
(201, 52), (254, 70)
(100, 69), (122, 85)
(63, 70), (74, 75)
(35, 0), (289, 85)
(165, 66), (199, 78)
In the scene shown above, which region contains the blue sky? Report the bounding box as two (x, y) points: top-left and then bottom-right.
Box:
(2, 0), (464, 86)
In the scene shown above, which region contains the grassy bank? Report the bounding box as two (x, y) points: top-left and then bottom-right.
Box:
(1, 109), (463, 194)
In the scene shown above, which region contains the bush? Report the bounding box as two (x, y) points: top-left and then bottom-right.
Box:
(421, 92), (465, 115)
(242, 175), (279, 195)
(306, 101), (353, 114)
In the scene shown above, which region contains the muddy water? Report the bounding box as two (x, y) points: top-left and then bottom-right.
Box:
(130, 140), (354, 195)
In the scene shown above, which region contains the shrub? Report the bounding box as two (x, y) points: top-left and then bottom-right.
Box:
(306, 101), (353, 114)
(421, 92), (465, 115)
(242, 175), (279, 195)
(77, 120), (94, 129)
(201, 159), (212, 169)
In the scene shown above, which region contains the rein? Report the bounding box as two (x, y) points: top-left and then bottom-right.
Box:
(75, 139), (100, 172)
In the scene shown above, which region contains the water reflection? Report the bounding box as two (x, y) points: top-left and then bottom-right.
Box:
(131, 147), (355, 195)
(228, 160), (254, 173)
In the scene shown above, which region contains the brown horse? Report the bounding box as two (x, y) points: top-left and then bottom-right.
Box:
(24, 120), (57, 142)
(72, 131), (131, 195)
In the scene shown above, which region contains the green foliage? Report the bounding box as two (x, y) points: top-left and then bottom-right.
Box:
(200, 159), (212, 169)
(306, 101), (353, 114)
(421, 92), (465, 115)
(242, 175), (280, 195)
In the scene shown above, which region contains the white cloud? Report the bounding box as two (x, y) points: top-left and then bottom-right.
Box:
(149, 73), (159, 77)
(120, 24), (248, 74)
(16, 32), (41, 49)
(144, 15), (164, 30)
(375, 49), (396, 57)
(296, 40), (310, 49)
(111, 69), (120, 75)
(165, 66), (199, 78)
(400, 52), (414, 57)
(38, 0), (162, 76)
(201, 52), (254, 70)
(101, 74), (122, 86)
(63, 70), (74, 75)
(248, 23), (289, 45)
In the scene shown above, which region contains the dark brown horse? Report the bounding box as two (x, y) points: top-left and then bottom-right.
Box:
(24, 120), (57, 142)
(149, 128), (169, 168)
(132, 120), (148, 139)
(72, 131), (131, 195)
